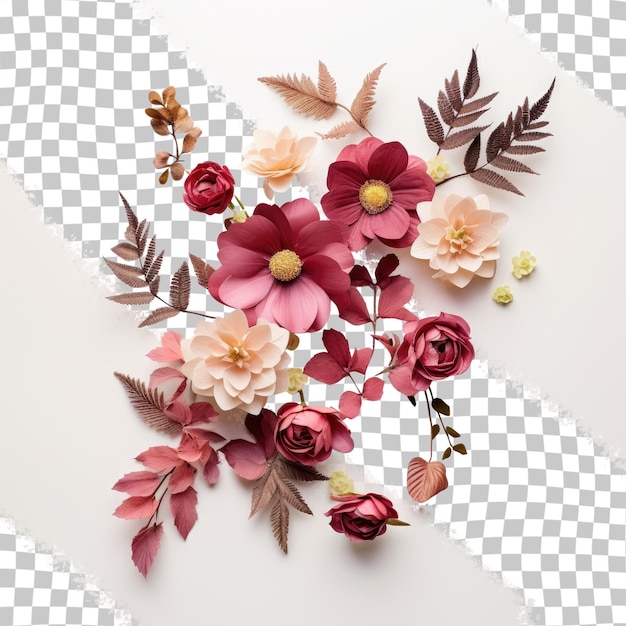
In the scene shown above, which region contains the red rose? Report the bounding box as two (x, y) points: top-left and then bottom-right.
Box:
(183, 161), (235, 215)
(275, 403), (354, 466)
(389, 312), (475, 395)
(325, 493), (398, 542)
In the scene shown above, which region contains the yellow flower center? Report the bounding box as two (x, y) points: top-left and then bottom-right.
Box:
(445, 225), (473, 253)
(228, 345), (250, 363)
(269, 249), (303, 282)
(358, 179), (393, 215)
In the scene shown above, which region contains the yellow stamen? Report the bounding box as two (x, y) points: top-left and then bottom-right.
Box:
(359, 179), (393, 215)
(269, 249), (303, 282)
(445, 225), (473, 253)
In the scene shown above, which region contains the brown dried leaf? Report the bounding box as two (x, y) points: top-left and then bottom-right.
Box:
(437, 90), (456, 125)
(445, 70), (462, 111)
(277, 458), (329, 482)
(161, 86), (177, 107)
(270, 498), (290, 554)
(111, 242), (140, 261)
(529, 78), (555, 121)
(170, 161), (185, 181)
(170, 261), (190, 311)
(418, 98), (444, 146)
(138, 306), (179, 328)
(526, 120), (550, 130)
(104, 259), (148, 289)
(181, 127), (202, 154)
(148, 90), (163, 105)
(189, 253), (214, 289)
(119, 192), (138, 231)
(250, 469), (277, 518)
(153, 151), (171, 169)
(407, 457), (448, 503)
(439, 125), (489, 150)
(149, 275), (160, 296)
(144, 236), (156, 273)
(459, 91), (498, 114)
(158, 168), (169, 185)
(174, 113), (194, 134)
(491, 154), (537, 174)
(273, 472), (312, 515)
(516, 131), (552, 142)
(350, 63), (386, 126)
(145, 107), (172, 123)
(124, 224), (136, 245)
(107, 292), (155, 306)
(317, 120), (361, 140)
(258, 73), (336, 120)
(464, 134), (481, 173)
(470, 168), (523, 196)
(146, 250), (164, 284)
(317, 61), (337, 103)
(463, 49), (480, 99)
(486, 122), (509, 161)
(135, 219), (149, 257)
(505, 144), (545, 156)
(151, 118), (170, 136)
(450, 109), (490, 128)
(113, 372), (182, 435)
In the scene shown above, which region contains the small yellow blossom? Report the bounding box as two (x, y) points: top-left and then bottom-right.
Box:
(512, 250), (536, 279)
(287, 367), (308, 394)
(329, 471), (355, 497)
(231, 208), (247, 223)
(426, 155), (450, 184)
(492, 285), (514, 304)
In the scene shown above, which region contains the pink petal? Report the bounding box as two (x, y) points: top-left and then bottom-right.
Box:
(279, 198), (320, 237)
(210, 269), (275, 310)
(359, 203), (410, 239)
(114, 495), (158, 520)
(363, 377), (384, 401)
(164, 399), (193, 425)
(131, 523), (163, 578)
(331, 419), (356, 451)
(339, 391), (362, 418)
(112, 471), (160, 497)
(303, 255), (351, 295)
(170, 486), (198, 540)
(378, 275), (415, 318)
(367, 141), (409, 182)
(189, 402), (219, 423)
(221, 440), (267, 480)
(146, 331), (183, 362)
(321, 187), (364, 225)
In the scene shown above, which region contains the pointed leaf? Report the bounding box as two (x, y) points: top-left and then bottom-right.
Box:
(111, 242), (140, 261)
(462, 49), (480, 99)
(145, 250), (164, 284)
(350, 63), (386, 126)
(486, 122), (509, 161)
(146, 331), (184, 363)
(258, 73), (336, 119)
(516, 131), (552, 142)
(431, 397), (451, 416)
(418, 98), (444, 146)
(464, 134), (481, 173)
(114, 495), (158, 520)
(304, 352), (346, 384)
(446, 426), (461, 438)
(138, 306), (179, 328)
(469, 168), (523, 195)
(439, 125), (489, 150)
(270, 497), (290, 554)
(459, 91), (498, 114)
(453, 443), (468, 455)
(442, 446), (452, 460)
(170, 261), (190, 310)
(170, 486), (198, 539)
(529, 78), (555, 121)
(445, 70), (462, 111)
(136, 446), (181, 472)
(104, 259), (148, 289)
(250, 468), (278, 517)
(189, 253), (214, 289)
(406, 457), (448, 503)
(505, 144), (545, 156)
(317, 61), (337, 103)
(107, 292), (155, 306)
(317, 120), (361, 140)
(437, 90), (456, 125)
(491, 155), (537, 174)
(158, 168), (169, 185)
(112, 471), (161, 497)
(431, 423), (440, 439)
(273, 470), (312, 515)
(131, 523), (163, 578)
(450, 109), (490, 128)
(374, 253), (400, 284)
(277, 458), (329, 482)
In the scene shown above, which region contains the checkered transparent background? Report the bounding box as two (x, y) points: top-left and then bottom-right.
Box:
(1, 1), (626, 625)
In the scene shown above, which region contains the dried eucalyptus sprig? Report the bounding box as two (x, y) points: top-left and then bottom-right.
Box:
(146, 86), (202, 184)
(258, 61), (385, 139)
(105, 193), (216, 327)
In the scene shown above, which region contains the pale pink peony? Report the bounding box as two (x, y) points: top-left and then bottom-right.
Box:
(180, 310), (290, 414)
(241, 127), (317, 199)
(411, 194), (508, 288)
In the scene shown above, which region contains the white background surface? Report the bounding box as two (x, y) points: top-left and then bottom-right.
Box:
(2, 0), (626, 624)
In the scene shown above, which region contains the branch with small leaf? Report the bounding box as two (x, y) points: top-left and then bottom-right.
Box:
(258, 61), (385, 140)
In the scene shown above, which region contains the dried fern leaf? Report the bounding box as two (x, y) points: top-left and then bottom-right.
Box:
(505, 144), (545, 156)
(418, 98), (444, 146)
(258, 73), (336, 120)
(350, 63), (386, 126)
(104, 259), (148, 289)
(107, 292), (155, 305)
(464, 134), (481, 173)
(113, 372), (182, 435)
(119, 192), (138, 231)
(516, 131), (552, 142)
(189, 254), (214, 289)
(148, 275), (161, 296)
(530, 78), (555, 121)
(138, 306), (179, 328)
(526, 120), (549, 130)
(450, 109), (489, 128)
(317, 120), (361, 140)
(445, 71), (462, 111)
(144, 236), (157, 273)
(317, 61), (337, 103)
(470, 168), (523, 195)
(270, 498), (290, 555)
(437, 90), (456, 125)
(170, 261), (190, 311)
(111, 242), (140, 261)
(463, 49), (480, 100)
(250, 469), (277, 518)
(486, 123), (509, 161)
(274, 473), (312, 515)
(491, 155), (537, 174)
(145, 250), (164, 284)
(277, 458), (329, 482)
(459, 92), (498, 114)
(439, 125), (489, 150)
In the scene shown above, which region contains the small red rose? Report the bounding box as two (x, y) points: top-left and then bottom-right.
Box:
(325, 493), (398, 542)
(183, 161), (236, 215)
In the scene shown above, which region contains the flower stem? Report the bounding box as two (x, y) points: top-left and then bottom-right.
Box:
(336, 102), (374, 137)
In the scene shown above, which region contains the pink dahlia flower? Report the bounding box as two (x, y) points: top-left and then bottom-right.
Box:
(208, 199), (354, 334)
(180, 309), (290, 415)
(320, 137), (436, 251)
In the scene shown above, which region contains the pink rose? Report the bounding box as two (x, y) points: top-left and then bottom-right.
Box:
(325, 493), (398, 542)
(389, 312), (475, 396)
(275, 403), (354, 466)
(183, 161), (236, 215)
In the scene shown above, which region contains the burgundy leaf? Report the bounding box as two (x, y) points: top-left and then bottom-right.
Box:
(349, 347), (373, 375)
(131, 523), (163, 578)
(221, 440), (267, 480)
(136, 446), (181, 472)
(363, 377), (384, 401)
(439, 125), (489, 150)
(112, 471), (161, 497)
(418, 98), (444, 146)
(350, 265), (373, 287)
(374, 253), (399, 284)
(170, 261), (190, 311)
(170, 486), (198, 540)
(464, 134), (481, 173)
(339, 390), (362, 418)
(189, 254), (214, 290)
(437, 90), (456, 126)
(114, 495), (158, 520)
(322, 328), (351, 367)
(462, 49), (480, 99)
(445, 70), (462, 111)
(459, 92), (498, 114)
(164, 399), (193, 426)
(334, 286), (372, 326)
(505, 144), (545, 156)
(516, 131), (552, 142)
(201, 447), (220, 485)
(491, 155), (537, 174)
(304, 352), (346, 384)
(529, 78), (555, 121)
(189, 402), (219, 423)
(469, 168), (523, 195)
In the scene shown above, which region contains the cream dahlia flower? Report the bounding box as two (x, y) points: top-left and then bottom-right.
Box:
(411, 194), (508, 288)
(241, 126), (317, 200)
(180, 309), (290, 414)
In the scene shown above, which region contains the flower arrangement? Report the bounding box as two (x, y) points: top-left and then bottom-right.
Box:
(105, 51), (553, 575)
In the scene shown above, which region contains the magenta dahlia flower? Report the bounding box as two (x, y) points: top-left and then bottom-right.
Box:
(208, 198), (354, 333)
(321, 137), (436, 251)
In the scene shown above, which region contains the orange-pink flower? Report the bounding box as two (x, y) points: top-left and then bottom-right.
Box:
(411, 193), (508, 287)
(180, 310), (290, 414)
(241, 126), (317, 199)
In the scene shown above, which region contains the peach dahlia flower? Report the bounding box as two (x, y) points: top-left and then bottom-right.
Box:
(241, 127), (317, 200)
(411, 194), (508, 288)
(180, 309), (290, 414)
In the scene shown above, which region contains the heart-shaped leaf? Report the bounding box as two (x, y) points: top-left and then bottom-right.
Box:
(406, 457), (448, 503)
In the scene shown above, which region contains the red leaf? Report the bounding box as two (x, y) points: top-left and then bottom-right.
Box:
(189, 402), (219, 423)
(164, 399), (193, 425)
(362, 377), (384, 401)
(321, 328), (350, 366)
(169, 462), (196, 494)
(201, 447), (220, 485)
(339, 391), (362, 419)
(221, 440), (267, 480)
(374, 254), (399, 284)
(170, 487), (198, 540)
(112, 471), (161, 497)
(378, 275), (415, 318)
(136, 446), (181, 472)
(406, 458), (448, 503)
(146, 331), (183, 362)
(131, 523), (163, 578)
(303, 352), (345, 384)
(333, 287), (372, 326)
(114, 495), (159, 520)
(148, 366), (185, 388)
(349, 265), (373, 287)
(349, 347), (373, 375)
